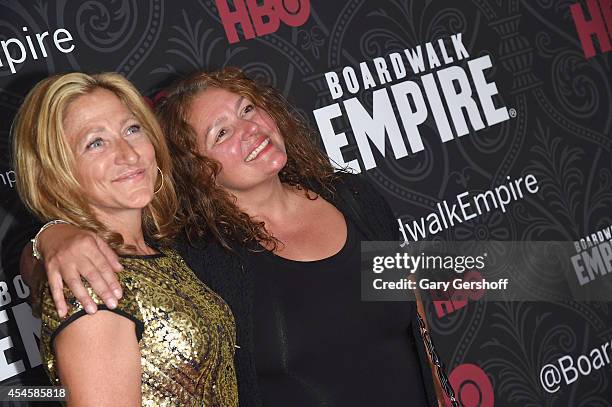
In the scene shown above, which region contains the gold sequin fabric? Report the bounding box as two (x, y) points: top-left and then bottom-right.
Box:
(39, 247), (238, 407)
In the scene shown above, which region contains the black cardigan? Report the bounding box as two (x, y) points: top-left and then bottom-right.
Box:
(175, 173), (438, 407)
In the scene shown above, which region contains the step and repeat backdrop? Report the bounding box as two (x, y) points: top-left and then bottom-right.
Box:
(0, 0), (611, 405)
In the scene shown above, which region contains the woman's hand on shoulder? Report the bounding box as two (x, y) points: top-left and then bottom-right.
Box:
(35, 224), (123, 317)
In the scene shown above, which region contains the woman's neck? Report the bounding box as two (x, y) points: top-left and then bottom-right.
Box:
(94, 208), (153, 255)
(231, 177), (301, 225)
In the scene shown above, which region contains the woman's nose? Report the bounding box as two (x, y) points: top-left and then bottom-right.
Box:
(240, 120), (259, 141)
(116, 138), (139, 164)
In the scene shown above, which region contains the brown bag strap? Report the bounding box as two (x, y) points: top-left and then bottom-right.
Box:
(416, 312), (459, 406)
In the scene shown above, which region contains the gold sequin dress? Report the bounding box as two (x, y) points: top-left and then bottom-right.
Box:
(39, 247), (238, 407)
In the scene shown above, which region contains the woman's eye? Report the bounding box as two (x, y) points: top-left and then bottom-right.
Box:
(243, 104), (254, 115)
(126, 124), (141, 135)
(86, 138), (104, 150)
(215, 129), (227, 142)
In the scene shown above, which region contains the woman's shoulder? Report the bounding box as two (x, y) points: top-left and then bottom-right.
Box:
(328, 172), (384, 212)
(169, 237), (242, 268)
(328, 171), (400, 241)
(167, 237), (246, 290)
(332, 171), (377, 194)
(154, 245), (188, 264)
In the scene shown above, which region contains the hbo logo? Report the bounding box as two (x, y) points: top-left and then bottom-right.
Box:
(216, 0), (311, 43)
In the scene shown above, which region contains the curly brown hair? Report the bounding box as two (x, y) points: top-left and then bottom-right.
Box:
(13, 72), (177, 252)
(156, 67), (340, 250)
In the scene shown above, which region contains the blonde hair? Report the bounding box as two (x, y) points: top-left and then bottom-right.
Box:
(12, 72), (177, 250)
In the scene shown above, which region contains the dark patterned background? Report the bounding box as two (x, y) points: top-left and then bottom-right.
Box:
(0, 0), (611, 405)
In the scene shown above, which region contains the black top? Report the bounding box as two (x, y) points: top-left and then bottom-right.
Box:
(250, 218), (429, 406)
(172, 173), (438, 406)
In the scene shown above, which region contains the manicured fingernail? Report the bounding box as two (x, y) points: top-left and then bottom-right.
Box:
(113, 289), (123, 299)
(85, 304), (96, 314)
(107, 298), (117, 309)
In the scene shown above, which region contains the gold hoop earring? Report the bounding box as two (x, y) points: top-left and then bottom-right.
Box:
(154, 167), (164, 194)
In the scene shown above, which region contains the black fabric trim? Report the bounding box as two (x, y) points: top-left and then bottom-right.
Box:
(253, 215), (358, 269)
(119, 252), (164, 259)
(50, 305), (145, 345)
(119, 241), (165, 259)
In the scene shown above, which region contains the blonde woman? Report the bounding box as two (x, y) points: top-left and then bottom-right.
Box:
(13, 72), (238, 406)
